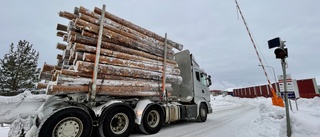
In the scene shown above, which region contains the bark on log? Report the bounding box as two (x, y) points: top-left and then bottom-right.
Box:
(56, 43), (67, 50)
(78, 12), (175, 52)
(76, 61), (182, 84)
(57, 31), (67, 37)
(82, 52), (180, 75)
(36, 83), (48, 89)
(41, 63), (55, 72)
(47, 84), (160, 96)
(57, 24), (68, 32)
(94, 7), (183, 51)
(59, 11), (78, 20)
(56, 74), (171, 88)
(74, 18), (172, 58)
(57, 54), (63, 60)
(39, 71), (52, 81)
(72, 33), (174, 61)
(58, 69), (139, 81)
(63, 50), (70, 60)
(73, 42), (177, 66)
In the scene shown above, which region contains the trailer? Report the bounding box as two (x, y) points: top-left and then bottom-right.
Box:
(18, 5), (213, 137)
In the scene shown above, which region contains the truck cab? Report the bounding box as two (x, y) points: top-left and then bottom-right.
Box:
(171, 49), (213, 120)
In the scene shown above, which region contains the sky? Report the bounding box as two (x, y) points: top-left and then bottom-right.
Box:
(0, 0), (319, 90)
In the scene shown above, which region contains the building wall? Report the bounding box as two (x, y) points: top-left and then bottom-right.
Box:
(232, 78), (319, 98)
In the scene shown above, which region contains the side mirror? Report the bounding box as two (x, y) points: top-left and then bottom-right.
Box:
(207, 75), (212, 87)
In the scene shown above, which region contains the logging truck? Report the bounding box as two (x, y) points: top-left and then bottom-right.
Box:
(20, 5), (213, 137)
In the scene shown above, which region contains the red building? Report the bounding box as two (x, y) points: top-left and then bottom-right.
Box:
(233, 78), (319, 98)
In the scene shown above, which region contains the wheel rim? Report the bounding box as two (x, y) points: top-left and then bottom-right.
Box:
(147, 110), (160, 128)
(53, 117), (83, 137)
(110, 112), (129, 135)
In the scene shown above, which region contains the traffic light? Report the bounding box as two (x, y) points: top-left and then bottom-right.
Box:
(274, 48), (288, 59)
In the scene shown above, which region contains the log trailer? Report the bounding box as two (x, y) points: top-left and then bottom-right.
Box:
(21, 5), (212, 137)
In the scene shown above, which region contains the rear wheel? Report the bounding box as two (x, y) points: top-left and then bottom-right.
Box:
(197, 103), (208, 122)
(98, 106), (134, 137)
(139, 105), (164, 134)
(38, 108), (92, 137)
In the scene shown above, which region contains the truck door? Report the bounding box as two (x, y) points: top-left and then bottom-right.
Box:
(193, 69), (211, 102)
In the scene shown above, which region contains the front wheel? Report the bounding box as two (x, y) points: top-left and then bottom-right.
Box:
(197, 103), (208, 122)
(38, 108), (92, 137)
(139, 105), (164, 134)
(98, 106), (135, 137)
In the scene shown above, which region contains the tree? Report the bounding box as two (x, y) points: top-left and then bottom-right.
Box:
(0, 40), (40, 93)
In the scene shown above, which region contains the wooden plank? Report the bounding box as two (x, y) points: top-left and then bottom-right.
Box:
(94, 7), (183, 51)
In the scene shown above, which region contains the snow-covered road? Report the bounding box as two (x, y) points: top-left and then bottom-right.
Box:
(1, 93), (320, 137)
(132, 103), (258, 137)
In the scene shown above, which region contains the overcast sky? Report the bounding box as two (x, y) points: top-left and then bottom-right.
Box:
(0, 0), (319, 90)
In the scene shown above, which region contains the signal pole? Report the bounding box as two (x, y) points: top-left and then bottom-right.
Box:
(268, 37), (291, 137)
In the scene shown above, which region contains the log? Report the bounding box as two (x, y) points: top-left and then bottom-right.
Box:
(94, 7), (183, 51)
(72, 33), (174, 61)
(57, 31), (67, 37)
(63, 50), (70, 60)
(41, 63), (55, 72)
(82, 52), (180, 75)
(76, 61), (182, 84)
(57, 54), (63, 60)
(78, 12), (175, 52)
(58, 69), (138, 81)
(39, 71), (52, 81)
(56, 43), (67, 50)
(36, 83), (48, 89)
(47, 84), (160, 96)
(57, 24), (68, 32)
(56, 74), (171, 88)
(59, 11), (78, 20)
(74, 18), (172, 58)
(73, 42), (177, 66)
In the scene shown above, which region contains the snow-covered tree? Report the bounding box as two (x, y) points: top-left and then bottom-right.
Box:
(0, 40), (40, 93)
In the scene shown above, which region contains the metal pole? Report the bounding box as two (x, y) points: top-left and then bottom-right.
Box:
(161, 33), (167, 101)
(282, 58), (291, 137)
(90, 4), (106, 102)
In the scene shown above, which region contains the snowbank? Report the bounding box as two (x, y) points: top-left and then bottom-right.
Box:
(216, 95), (320, 137)
(0, 91), (46, 124)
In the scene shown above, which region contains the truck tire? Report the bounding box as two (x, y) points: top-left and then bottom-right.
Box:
(197, 103), (208, 122)
(38, 108), (92, 137)
(139, 105), (164, 134)
(98, 106), (134, 137)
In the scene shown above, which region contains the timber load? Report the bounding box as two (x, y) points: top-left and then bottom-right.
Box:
(38, 6), (184, 97)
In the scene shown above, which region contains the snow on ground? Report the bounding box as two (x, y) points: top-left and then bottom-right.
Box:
(0, 93), (319, 137)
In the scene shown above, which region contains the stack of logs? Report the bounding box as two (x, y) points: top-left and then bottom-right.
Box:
(38, 6), (184, 97)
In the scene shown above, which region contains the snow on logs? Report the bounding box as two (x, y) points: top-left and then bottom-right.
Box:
(38, 6), (184, 96)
